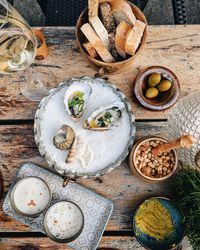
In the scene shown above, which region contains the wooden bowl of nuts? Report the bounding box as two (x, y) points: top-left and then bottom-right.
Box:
(133, 66), (180, 111)
(129, 136), (178, 182)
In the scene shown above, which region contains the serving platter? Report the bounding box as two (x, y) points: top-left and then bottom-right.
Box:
(34, 76), (135, 178)
(3, 163), (113, 250)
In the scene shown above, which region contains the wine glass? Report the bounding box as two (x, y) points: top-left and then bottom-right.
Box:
(0, 0), (52, 101)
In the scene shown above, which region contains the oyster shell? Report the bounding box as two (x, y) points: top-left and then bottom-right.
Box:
(64, 82), (92, 121)
(83, 102), (125, 130)
(53, 125), (75, 150)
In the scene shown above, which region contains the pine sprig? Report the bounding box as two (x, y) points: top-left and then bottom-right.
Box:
(173, 164), (200, 250)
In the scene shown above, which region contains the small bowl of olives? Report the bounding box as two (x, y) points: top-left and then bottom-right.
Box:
(133, 66), (180, 111)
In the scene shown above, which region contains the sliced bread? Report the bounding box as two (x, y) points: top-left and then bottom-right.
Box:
(83, 42), (98, 58)
(108, 32), (121, 61)
(99, 2), (116, 34)
(110, 0), (136, 26)
(115, 21), (132, 59)
(125, 20), (146, 55)
(88, 0), (99, 19)
(134, 20), (146, 33)
(89, 15), (109, 48)
(81, 23), (115, 63)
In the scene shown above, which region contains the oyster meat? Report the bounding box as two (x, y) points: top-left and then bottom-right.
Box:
(83, 102), (125, 130)
(64, 82), (92, 121)
(53, 125), (75, 150)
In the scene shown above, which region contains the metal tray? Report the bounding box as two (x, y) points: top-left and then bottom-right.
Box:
(34, 76), (136, 178)
(3, 163), (113, 250)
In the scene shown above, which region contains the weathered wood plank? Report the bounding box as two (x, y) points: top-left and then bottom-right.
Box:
(0, 236), (145, 250)
(0, 122), (176, 232)
(0, 236), (192, 250)
(0, 25), (199, 120)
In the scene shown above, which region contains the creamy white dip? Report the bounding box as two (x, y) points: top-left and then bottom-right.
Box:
(12, 177), (51, 215)
(45, 201), (83, 240)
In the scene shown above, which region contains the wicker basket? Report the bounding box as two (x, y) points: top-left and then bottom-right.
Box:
(76, 1), (148, 74)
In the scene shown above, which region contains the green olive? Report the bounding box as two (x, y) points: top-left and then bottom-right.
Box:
(157, 80), (172, 92)
(148, 73), (161, 87)
(146, 87), (159, 98)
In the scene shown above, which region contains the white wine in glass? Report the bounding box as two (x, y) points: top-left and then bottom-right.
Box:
(0, 33), (35, 74)
(0, 0), (36, 73)
(0, 0), (52, 101)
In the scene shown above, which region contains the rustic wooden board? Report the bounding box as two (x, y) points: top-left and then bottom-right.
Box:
(0, 25), (199, 120)
(0, 236), (145, 250)
(0, 121), (176, 233)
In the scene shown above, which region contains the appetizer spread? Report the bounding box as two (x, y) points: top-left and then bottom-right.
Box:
(133, 66), (180, 111)
(135, 198), (174, 240)
(37, 78), (133, 176)
(83, 102), (124, 130)
(44, 201), (84, 242)
(135, 139), (176, 178)
(64, 82), (92, 121)
(3, 163), (114, 249)
(80, 0), (146, 62)
(146, 73), (173, 99)
(133, 197), (185, 250)
(10, 177), (51, 216)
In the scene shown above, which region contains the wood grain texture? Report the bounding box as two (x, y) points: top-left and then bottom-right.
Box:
(0, 121), (176, 232)
(0, 236), (145, 250)
(0, 25), (199, 120)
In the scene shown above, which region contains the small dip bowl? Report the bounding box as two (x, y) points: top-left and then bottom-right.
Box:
(133, 197), (184, 250)
(44, 201), (84, 243)
(133, 66), (180, 111)
(10, 176), (52, 217)
(129, 136), (178, 182)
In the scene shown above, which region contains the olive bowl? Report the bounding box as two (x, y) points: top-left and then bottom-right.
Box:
(133, 197), (185, 250)
(133, 66), (180, 111)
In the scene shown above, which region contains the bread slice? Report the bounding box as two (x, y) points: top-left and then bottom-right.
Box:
(134, 20), (146, 33)
(115, 21), (131, 59)
(81, 23), (115, 62)
(89, 15), (109, 48)
(110, 0), (136, 26)
(99, 2), (116, 34)
(108, 32), (121, 61)
(88, 0), (99, 19)
(83, 42), (98, 58)
(125, 20), (146, 55)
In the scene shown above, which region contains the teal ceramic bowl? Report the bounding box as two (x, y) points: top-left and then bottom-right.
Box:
(133, 197), (184, 250)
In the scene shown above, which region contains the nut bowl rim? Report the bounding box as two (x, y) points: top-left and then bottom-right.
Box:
(34, 76), (136, 179)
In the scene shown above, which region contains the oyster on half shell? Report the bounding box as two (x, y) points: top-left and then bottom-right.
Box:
(83, 102), (125, 130)
(53, 125), (75, 150)
(64, 82), (92, 121)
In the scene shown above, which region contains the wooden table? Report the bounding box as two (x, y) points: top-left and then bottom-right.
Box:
(0, 25), (199, 250)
